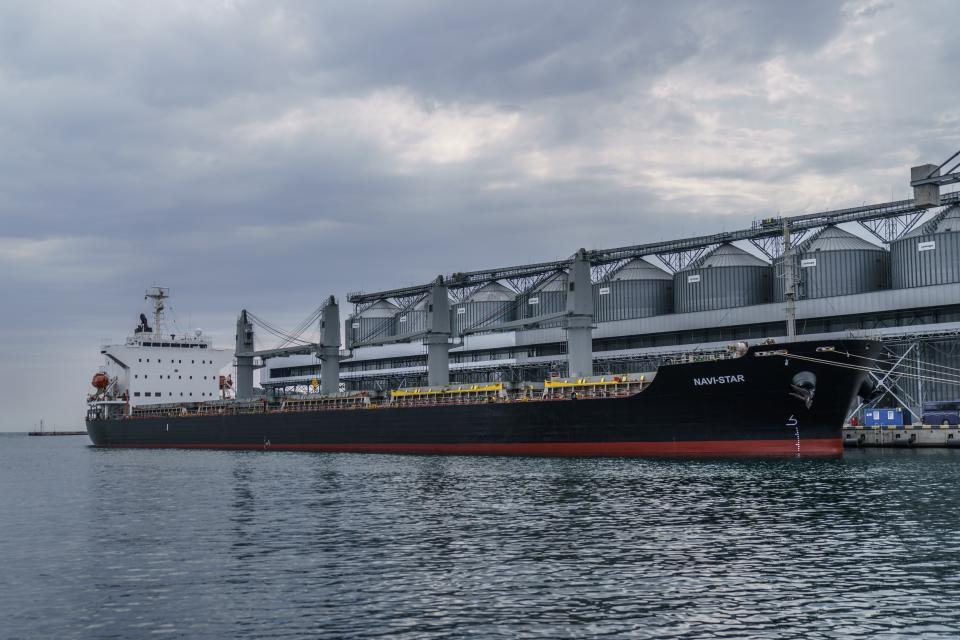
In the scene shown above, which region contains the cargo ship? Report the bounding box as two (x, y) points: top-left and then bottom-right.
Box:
(86, 290), (881, 456)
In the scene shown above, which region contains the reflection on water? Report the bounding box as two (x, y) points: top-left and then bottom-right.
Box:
(1, 435), (960, 639)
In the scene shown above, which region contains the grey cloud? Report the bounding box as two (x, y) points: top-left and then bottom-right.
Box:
(0, 0), (955, 428)
(691, 1), (843, 60)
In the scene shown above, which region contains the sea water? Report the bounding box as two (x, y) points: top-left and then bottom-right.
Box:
(2, 432), (959, 639)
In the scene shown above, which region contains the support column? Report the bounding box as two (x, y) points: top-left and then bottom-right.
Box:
(424, 276), (450, 386)
(915, 344), (924, 418)
(565, 249), (594, 378)
(782, 219), (797, 341)
(235, 310), (255, 399)
(344, 318), (355, 350)
(319, 296), (341, 395)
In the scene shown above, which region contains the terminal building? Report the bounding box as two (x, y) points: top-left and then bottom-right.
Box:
(251, 162), (960, 423)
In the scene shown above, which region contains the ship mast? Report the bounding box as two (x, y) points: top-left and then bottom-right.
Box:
(144, 287), (169, 336)
(782, 219), (797, 340)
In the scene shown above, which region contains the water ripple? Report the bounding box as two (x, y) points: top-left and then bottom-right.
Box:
(1, 436), (960, 638)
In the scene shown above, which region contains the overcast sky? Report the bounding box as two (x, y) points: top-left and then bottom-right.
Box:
(1, 0), (957, 429)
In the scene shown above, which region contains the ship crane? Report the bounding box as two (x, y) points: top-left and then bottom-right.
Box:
(347, 256), (595, 382)
(234, 296), (343, 399)
(338, 276), (454, 385)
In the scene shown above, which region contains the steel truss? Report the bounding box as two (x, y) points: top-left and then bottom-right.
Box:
(348, 193), (960, 305)
(910, 149), (960, 188)
(849, 327), (960, 422)
(748, 229), (809, 260)
(857, 213), (927, 244)
(655, 247), (713, 273)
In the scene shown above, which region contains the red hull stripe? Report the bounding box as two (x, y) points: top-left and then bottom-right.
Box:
(108, 438), (843, 457)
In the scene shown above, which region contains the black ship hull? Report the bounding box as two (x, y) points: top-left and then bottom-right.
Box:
(87, 340), (879, 457)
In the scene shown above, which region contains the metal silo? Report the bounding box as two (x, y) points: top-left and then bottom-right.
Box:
(594, 258), (673, 322)
(674, 243), (772, 313)
(773, 226), (890, 301)
(394, 297), (429, 336)
(891, 205), (960, 289)
(349, 299), (397, 346)
(518, 271), (567, 327)
(451, 281), (517, 336)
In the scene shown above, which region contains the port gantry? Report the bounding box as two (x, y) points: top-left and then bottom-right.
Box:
(346, 159), (960, 383)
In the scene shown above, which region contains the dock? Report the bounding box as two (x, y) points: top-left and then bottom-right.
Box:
(28, 431), (87, 436)
(843, 425), (960, 448)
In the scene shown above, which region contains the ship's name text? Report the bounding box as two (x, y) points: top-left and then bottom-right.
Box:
(693, 375), (746, 386)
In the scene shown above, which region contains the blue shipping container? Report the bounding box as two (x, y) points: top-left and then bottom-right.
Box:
(863, 408), (904, 427)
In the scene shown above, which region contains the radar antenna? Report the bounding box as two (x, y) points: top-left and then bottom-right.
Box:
(144, 287), (169, 335)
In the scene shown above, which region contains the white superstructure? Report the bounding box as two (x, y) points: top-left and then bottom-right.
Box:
(98, 287), (233, 407)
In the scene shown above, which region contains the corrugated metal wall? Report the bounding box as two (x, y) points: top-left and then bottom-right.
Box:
(451, 301), (517, 336)
(517, 272), (567, 327)
(517, 290), (566, 327)
(880, 339), (960, 420)
(674, 266), (772, 313)
(394, 309), (428, 335)
(347, 300), (399, 346)
(920, 340), (960, 407)
(518, 291), (566, 318)
(774, 250), (890, 301)
(349, 316), (396, 345)
(593, 280), (673, 321)
(891, 231), (960, 288)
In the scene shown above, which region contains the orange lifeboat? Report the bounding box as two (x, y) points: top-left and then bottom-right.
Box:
(91, 372), (110, 390)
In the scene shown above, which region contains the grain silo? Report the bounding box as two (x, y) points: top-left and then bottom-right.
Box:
(451, 281), (517, 336)
(773, 225), (890, 301)
(594, 258), (673, 322)
(674, 243), (772, 313)
(516, 271), (567, 328)
(348, 299), (397, 346)
(891, 205), (960, 289)
(394, 297), (429, 336)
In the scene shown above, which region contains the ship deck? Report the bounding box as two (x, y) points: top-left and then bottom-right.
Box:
(113, 374), (655, 420)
